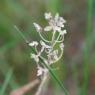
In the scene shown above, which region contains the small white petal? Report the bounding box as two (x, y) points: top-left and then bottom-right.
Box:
(40, 40), (45, 46)
(54, 26), (61, 31)
(54, 55), (58, 59)
(31, 53), (36, 59)
(55, 13), (59, 21)
(45, 12), (52, 20)
(60, 30), (67, 35)
(33, 23), (42, 32)
(53, 52), (58, 59)
(36, 57), (39, 63)
(57, 22), (64, 28)
(37, 66), (43, 76)
(37, 66), (48, 76)
(31, 54), (39, 63)
(44, 26), (52, 31)
(60, 43), (64, 49)
(59, 17), (66, 23)
(29, 41), (38, 46)
(61, 24), (64, 28)
(40, 40), (51, 48)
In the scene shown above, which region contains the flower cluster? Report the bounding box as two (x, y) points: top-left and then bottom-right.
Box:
(29, 12), (67, 77)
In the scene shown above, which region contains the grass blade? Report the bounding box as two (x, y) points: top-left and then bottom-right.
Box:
(0, 69), (13, 95)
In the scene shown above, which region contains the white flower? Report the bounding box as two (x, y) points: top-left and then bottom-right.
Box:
(40, 40), (51, 49)
(44, 13), (66, 32)
(37, 66), (43, 76)
(55, 13), (59, 20)
(53, 50), (58, 59)
(37, 66), (48, 76)
(55, 13), (66, 25)
(60, 43), (64, 49)
(60, 30), (67, 35)
(33, 23), (42, 32)
(54, 13), (66, 30)
(31, 53), (39, 63)
(29, 12), (67, 77)
(29, 41), (38, 47)
(45, 12), (52, 20)
(48, 50), (58, 63)
(44, 26), (52, 31)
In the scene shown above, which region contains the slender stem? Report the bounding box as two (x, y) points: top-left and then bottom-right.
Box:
(35, 46), (39, 53)
(38, 32), (51, 43)
(10, 79), (40, 95)
(38, 47), (45, 56)
(35, 73), (49, 95)
(48, 30), (56, 53)
(56, 36), (64, 43)
(52, 32), (61, 48)
(51, 30), (56, 44)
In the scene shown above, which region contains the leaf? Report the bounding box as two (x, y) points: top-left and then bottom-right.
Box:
(0, 69), (13, 95)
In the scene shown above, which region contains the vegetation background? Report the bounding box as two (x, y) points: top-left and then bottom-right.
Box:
(0, 0), (94, 95)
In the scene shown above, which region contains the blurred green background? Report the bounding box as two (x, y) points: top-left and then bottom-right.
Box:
(0, 0), (94, 95)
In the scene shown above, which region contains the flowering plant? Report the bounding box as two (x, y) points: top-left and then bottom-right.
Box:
(29, 12), (67, 78)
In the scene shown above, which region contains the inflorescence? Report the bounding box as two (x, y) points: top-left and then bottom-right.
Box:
(29, 12), (67, 77)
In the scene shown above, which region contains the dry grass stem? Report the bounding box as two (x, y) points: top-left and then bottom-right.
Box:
(10, 79), (40, 95)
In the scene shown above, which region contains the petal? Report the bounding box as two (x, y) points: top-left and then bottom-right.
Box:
(29, 41), (38, 46)
(30, 54), (39, 63)
(33, 23), (42, 32)
(55, 13), (59, 21)
(60, 43), (64, 49)
(59, 17), (66, 23)
(44, 26), (52, 31)
(37, 69), (42, 76)
(44, 12), (52, 20)
(36, 57), (39, 63)
(57, 22), (64, 28)
(37, 66), (43, 76)
(60, 30), (67, 35)
(54, 26), (61, 31)
(31, 53), (36, 58)
(40, 40), (46, 46)
(40, 40), (51, 48)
